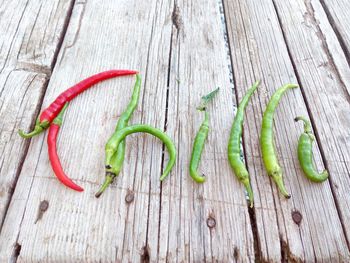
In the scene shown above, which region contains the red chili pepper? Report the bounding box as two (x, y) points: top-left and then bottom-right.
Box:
(48, 103), (83, 192)
(19, 69), (138, 138)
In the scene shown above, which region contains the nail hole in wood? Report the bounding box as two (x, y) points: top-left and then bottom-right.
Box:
(234, 246), (239, 260)
(35, 200), (49, 224)
(291, 210), (302, 225)
(12, 243), (21, 259)
(141, 245), (150, 263)
(125, 190), (134, 204)
(207, 215), (216, 228)
(40, 200), (49, 212)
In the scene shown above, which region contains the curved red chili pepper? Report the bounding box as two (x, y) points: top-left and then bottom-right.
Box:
(19, 69), (138, 138)
(48, 103), (83, 192)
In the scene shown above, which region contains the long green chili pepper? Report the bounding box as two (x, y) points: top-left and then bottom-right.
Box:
(295, 116), (329, 182)
(260, 83), (298, 198)
(95, 74), (141, 197)
(101, 124), (176, 195)
(228, 81), (259, 207)
(189, 88), (219, 183)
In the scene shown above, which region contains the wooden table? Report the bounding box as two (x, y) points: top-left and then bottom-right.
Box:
(1, 0), (349, 261)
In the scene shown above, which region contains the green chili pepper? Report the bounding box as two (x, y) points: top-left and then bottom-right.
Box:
(95, 74), (141, 197)
(228, 81), (259, 207)
(189, 88), (219, 183)
(260, 83), (298, 198)
(100, 124), (176, 195)
(295, 116), (329, 182)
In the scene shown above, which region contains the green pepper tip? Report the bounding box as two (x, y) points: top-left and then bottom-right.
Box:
(242, 178), (254, 208)
(195, 174), (206, 183)
(286, 83), (298, 89)
(160, 172), (170, 181)
(95, 172), (116, 198)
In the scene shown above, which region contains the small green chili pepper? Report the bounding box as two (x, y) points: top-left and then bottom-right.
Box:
(101, 124), (176, 195)
(189, 88), (219, 183)
(260, 83), (298, 198)
(228, 81), (259, 207)
(295, 116), (329, 182)
(96, 74), (141, 197)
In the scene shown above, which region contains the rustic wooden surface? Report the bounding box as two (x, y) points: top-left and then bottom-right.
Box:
(0, 0), (349, 262)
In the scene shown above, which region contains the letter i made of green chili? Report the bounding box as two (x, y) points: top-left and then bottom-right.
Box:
(295, 116), (328, 182)
(103, 125), (176, 187)
(228, 81), (259, 207)
(260, 83), (298, 198)
(96, 74), (141, 197)
(189, 88), (219, 183)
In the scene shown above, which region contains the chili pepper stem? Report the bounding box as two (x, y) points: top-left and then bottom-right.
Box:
(271, 173), (291, 199)
(294, 116), (312, 134)
(197, 87), (220, 111)
(52, 103), (68, 125)
(18, 120), (50, 138)
(242, 178), (254, 208)
(95, 173), (115, 198)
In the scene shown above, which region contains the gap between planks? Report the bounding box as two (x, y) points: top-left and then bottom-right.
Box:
(154, 1), (176, 258)
(220, 0), (263, 261)
(4, 0), (348, 261)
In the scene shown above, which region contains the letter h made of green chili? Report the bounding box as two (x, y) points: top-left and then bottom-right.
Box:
(96, 74), (141, 197)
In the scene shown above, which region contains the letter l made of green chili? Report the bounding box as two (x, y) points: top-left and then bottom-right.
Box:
(228, 81), (259, 208)
(260, 83), (298, 198)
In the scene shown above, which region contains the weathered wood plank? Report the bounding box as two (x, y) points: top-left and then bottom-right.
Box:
(320, 0), (350, 61)
(0, 0), (75, 228)
(0, 70), (47, 224)
(0, 0), (74, 70)
(1, 0), (349, 261)
(0, 0), (172, 261)
(224, 0), (350, 261)
(273, 0), (350, 247)
(157, 0), (254, 262)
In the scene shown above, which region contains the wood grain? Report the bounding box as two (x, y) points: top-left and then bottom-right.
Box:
(157, 0), (254, 261)
(0, 70), (47, 225)
(224, 0), (350, 261)
(0, 0), (74, 229)
(273, 0), (350, 249)
(0, 0), (74, 70)
(0, 0), (349, 261)
(320, 0), (350, 62)
(0, 0), (172, 261)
